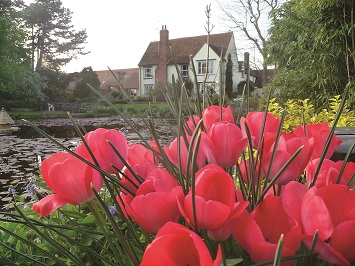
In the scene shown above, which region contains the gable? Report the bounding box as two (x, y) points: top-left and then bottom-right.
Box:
(138, 31), (233, 66)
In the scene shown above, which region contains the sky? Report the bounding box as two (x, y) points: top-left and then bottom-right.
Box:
(49, 0), (229, 73)
(24, 0), (265, 73)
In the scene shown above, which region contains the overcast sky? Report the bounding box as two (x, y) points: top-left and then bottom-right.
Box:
(54, 0), (228, 73)
(24, 0), (265, 73)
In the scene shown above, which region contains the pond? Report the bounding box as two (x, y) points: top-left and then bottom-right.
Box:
(0, 117), (174, 206)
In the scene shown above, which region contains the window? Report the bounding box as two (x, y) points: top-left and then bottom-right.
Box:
(143, 84), (153, 95)
(143, 67), (153, 79)
(197, 60), (216, 75)
(180, 64), (189, 77)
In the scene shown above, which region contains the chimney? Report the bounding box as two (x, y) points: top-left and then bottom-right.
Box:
(156, 25), (169, 86)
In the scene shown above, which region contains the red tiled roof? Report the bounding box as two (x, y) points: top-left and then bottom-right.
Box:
(138, 32), (233, 66)
(96, 68), (139, 90)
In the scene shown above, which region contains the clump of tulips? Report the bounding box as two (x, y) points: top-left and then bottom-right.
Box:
(31, 99), (355, 265)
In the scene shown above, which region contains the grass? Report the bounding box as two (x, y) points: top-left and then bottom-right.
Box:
(8, 102), (172, 120)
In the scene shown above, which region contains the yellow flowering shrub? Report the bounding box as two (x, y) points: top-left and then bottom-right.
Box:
(268, 96), (355, 131)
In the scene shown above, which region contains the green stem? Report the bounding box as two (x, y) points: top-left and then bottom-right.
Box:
(87, 201), (124, 265)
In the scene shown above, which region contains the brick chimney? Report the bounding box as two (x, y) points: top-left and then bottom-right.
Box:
(155, 25), (169, 86)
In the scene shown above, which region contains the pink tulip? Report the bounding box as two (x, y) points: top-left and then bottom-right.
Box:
(127, 143), (157, 167)
(282, 182), (355, 265)
(184, 115), (201, 135)
(122, 168), (182, 234)
(141, 222), (222, 266)
(293, 122), (342, 159)
(238, 158), (265, 185)
(201, 121), (248, 168)
(202, 105), (235, 133)
(33, 152), (103, 216)
(75, 128), (127, 173)
(231, 195), (302, 265)
(306, 158), (355, 187)
(177, 164), (248, 232)
(240, 112), (281, 148)
(164, 135), (206, 175)
(262, 132), (313, 185)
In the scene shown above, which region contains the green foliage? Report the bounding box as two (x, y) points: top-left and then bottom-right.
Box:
(266, 0), (355, 106)
(0, 17), (31, 94)
(73, 67), (101, 102)
(268, 95), (355, 131)
(225, 53), (233, 98)
(24, 0), (88, 71)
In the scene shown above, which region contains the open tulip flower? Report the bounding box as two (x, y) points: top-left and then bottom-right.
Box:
(306, 158), (355, 187)
(282, 182), (355, 265)
(33, 151), (103, 216)
(121, 168), (182, 234)
(293, 122), (342, 159)
(140, 222), (222, 266)
(75, 128), (128, 174)
(231, 195), (302, 265)
(177, 164), (249, 232)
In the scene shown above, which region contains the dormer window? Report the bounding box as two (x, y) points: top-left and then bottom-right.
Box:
(180, 64), (189, 77)
(197, 60), (215, 75)
(144, 67), (153, 79)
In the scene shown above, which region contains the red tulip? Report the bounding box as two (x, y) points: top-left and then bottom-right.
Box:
(122, 168), (182, 234)
(33, 152), (103, 216)
(201, 121), (248, 168)
(127, 143), (157, 167)
(238, 158), (265, 185)
(262, 132), (313, 185)
(293, 122), (342, 159)
(141, 222), (222, 266)
(164, 135), (206, 175)
(306, 158), (355, 187)
(177, 164), (248, 232)
(120, 162), (158, 195)
(231, 195), (302, 265)
(282, 182), (355, 265)
(184, 115), (201, 135)
(240, 112), (281, 148)
(75, 128), (127, 173)
(202, 105), (234, 133)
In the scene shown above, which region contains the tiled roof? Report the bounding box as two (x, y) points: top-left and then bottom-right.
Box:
(0, 107), (14, 125)
(96, 68), (139, 90)
(138, 32), (233, 66)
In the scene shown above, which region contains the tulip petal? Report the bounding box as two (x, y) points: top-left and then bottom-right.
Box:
(33, 194), (71, 216)
(331, 220), (355, 261)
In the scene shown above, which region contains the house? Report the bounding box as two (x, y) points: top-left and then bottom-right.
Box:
(96, 68), (139, 97)
(138, 25), (252, 96)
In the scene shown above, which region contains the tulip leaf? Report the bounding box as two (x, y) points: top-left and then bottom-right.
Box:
(80, 215), (96, 225)
(224, 258), (243, 265)
(61, 210), (86, 219)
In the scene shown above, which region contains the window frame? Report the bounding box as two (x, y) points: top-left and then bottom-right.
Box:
(197, 60), (216, 75)
(143, 67), (153, 79)
(180, 64), (189, 77)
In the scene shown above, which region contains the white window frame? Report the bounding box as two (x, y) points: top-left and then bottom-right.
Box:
(197, 60), (216, 75)
(143, 67), (153, 79)
(180, 64), (189, 77)
(143, 84), (153, 95)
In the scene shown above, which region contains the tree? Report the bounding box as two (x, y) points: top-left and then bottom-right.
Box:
(225, 53), (233, 98)
(73, 67), (100, 101)
(218, 0), (280, 86)
(24, 0), (88, 72)
(266, 0), (355, 107)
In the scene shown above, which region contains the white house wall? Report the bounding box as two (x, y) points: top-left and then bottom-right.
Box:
(139, 65), (157, 95)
